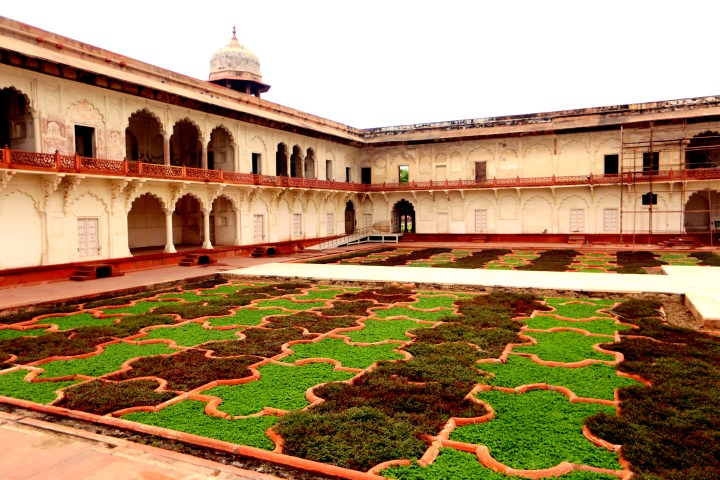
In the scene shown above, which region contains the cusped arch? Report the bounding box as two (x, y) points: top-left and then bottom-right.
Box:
(129, 191), (167, 212)
(66, 99), (104, 124)
(558, 194), (590, 210)
(175, 192), (207, 212)
(0, 86), (33, 111)
(70, 191), (110, 214)
(213, 193), (239, 212)
(210, 124), (235, 144)
(1, 189), (41, 213)
(172, 117), (204, 139)
(127, 108), (165, 131)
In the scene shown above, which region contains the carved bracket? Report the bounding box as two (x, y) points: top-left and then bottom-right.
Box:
(62, 175), (84, 214)
(0, 170), (15, 190)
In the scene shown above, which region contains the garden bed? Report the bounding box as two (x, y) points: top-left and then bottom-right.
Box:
(0, 278), (717, 479)
(307, 247), (720, 274)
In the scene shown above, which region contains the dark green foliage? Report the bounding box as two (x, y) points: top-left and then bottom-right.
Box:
(613, 251), (666, 274)
(610, 299), (662, 321)
(181, 277), (230, 290)
(516, 249), (579, 271)
(56, 379), (176, 415)
(586, 302), (720, 479)
(277, 407), (428, 471)
(314, 299), (375, 317)
(107, 349), (261, 391)
(83, 290), (175, 309)
(337, 285), (416, 304)
(0, 332), (97, 364)
(202, 327), (305, 357)
(0, 304), (80, 325)
(264, 312), (358, 333)
(690, 251), (720, 266)
(363, 248), (452, 266)
(275, 291), (542, 470)
(432, 249), (512, 269)
(71, 314), (178, 343)
(308, 247), (396, 264)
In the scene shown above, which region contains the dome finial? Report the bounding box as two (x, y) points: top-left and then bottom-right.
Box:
(232, 25), (236, 39)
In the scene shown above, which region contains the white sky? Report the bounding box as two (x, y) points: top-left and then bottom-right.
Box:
(3, 1), (718, 128)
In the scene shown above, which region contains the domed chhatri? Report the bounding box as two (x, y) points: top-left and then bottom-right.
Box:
(209, 26), (270, 97)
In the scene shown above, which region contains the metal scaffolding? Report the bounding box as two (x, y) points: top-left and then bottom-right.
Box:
(619, 121), (720, 246)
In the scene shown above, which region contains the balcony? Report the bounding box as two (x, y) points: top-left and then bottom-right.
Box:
(3, 147), (720, 193)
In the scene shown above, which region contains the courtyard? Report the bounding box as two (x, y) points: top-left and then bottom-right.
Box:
(0, 246), (718, 479)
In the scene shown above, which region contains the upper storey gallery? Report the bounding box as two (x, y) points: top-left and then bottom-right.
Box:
(2, 16), (720, 190)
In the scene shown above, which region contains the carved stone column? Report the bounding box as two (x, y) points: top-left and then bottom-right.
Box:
(163, 208), (176, 253)
(202, 208), (213, 249)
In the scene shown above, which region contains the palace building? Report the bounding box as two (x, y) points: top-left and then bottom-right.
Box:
(1, 16), (720, 271)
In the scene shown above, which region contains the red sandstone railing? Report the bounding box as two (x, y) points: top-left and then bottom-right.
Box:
(3, 147), (720, 192)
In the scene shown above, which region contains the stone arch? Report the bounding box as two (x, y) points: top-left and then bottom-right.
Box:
(522, 195), (553, 233)
(685, 191), (711, 232)
(344, 199), (356, 234)
(275, 142), (289, 176)
(499, 148), (519, 171)
(305, 148), (316, 179)
(211, 194), (237, 246)
(208, 125), (235, 171)
(290, 144), (303, 178)
(391, 199), (416, 233)
(686, 131), (720, 169)
(173, 193), (204, 246)
(128, 192), (166, 250)
(126, 109), (165, 163)
(170, 118), (202, 168)
(70, 191), (110, 215)
(0, 86), (35, 152)
(558, 194), (590, 233)
(129, 191), (167, 212)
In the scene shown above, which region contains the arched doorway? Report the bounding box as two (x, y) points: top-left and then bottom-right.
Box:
(211, 195), (237, 245)
(392, 199), (416, 233)
(685, 191), (711, 233)
(126, 110), (164, 162)
(290, 145), (303, 178)
(0, 87), (34, 152)
(170, 120), (201, 168)
(305, 148), (316, 179)
(275, 143), (288, 176)
(208, 127), (234, 171)
(686, 131), (720, 169)
(173, 194), (203, 247)
(127, 193), (166, 252)
(344, 201), (355, 234)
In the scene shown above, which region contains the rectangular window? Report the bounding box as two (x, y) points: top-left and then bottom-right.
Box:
(604, 154), (619, 175)
(361, 167), (372, 184)
(641, 192), (658, 205)
(474, 209), (488, 232)
(399, 165), (409, 183)
(603, 208), (619, 232)
(252, 153), (261, 174)
(326, 213), (334, 235)
(253, 214), (265, 242)
(77, 218), (100, 257)
(293, 213), (302, 238)
(346, 167), (351, 182)
(74, 125), (95, 157)
(475, 161), (487, 181)
(643, 151), (659, 173)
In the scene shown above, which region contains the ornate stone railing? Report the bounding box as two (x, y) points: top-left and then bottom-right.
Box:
(3, 147), (720, 193)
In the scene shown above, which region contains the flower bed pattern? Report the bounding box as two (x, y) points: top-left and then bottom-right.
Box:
(0, 279), (717, 479)
(310, 247), (714, 274)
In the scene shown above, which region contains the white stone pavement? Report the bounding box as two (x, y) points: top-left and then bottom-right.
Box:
(226, 263), (720, 329)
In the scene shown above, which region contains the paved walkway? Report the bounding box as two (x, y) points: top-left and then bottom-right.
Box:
(0, 241), (718, 479)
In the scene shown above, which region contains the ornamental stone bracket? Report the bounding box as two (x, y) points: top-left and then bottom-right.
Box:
(169, 182), (190, 206)
(124, 179), (145, 211)
(0, 170), (15, 190)
(207, 184), (226, 205)
(42, 174), (64, 212)
(62, 175), (84, 214)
